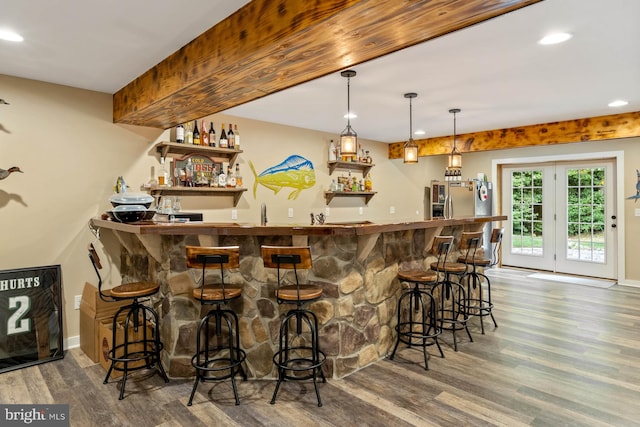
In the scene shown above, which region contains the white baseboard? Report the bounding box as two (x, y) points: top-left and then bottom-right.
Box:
(617, 279), (640, 288)
(64, 335), (80, 351)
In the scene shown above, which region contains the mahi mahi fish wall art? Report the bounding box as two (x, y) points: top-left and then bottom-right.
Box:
(249, 155), (316, 200)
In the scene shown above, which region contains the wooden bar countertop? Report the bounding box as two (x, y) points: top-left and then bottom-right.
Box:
(90, 215), (507, 237)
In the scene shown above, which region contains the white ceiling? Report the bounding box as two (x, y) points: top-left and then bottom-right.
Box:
(1, 0), (638, 143)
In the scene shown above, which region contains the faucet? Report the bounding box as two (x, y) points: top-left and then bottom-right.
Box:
(261, 203), (267, 226)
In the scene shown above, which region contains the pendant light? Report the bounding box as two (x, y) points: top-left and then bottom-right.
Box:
(448, 108), (462, 169)
(339, 70), (357, 155)
(403, 93), (418, 163)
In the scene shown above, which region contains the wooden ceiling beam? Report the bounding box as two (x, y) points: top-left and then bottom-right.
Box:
(388, 111), (640, 159)
(113, 0), (541, 129)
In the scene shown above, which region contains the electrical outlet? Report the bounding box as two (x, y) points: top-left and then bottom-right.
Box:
(390, 206), (395, 214)
(636, 208), (640, 217)
(359, 207), (364, 215)
(74, 295), (82, 310)
(288, 208), (294, 218)
(231, 209), (238, 220)
(325, 207), (330, 217)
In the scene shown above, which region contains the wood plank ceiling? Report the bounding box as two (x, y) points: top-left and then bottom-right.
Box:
(113, 0), (542, 129)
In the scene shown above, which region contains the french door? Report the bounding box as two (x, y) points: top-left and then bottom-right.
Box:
(502, 160), (616, 279)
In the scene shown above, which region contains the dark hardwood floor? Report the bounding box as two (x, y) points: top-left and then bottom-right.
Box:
(2, 268), (640, 426)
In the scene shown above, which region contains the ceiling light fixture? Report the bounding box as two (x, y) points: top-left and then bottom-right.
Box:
(538, 32), (572, 45)
(403, 93), (418, 164)
(448, 108), (462, 170)
(339, 70), (357, 155)
(0, 30), (24, 42)
(608, 100), (628, 107)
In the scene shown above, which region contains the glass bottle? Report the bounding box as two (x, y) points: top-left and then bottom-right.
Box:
(364, 173), (373, 191)
(201, 119), (209, 146)
(209, 122), (216, 147)
(217, 164), (227, 187)
(176, 124), (184, 143)
(234, 124), (240, 149)
(329, 140), (337, 162)
(219, 123), (228, 148)
(227, 124), (235, 149)
(226, 165), (236, 188)
(193, 120), (200, 145)
(235, 163), (243, 187)
(185, 158), (194, 187)
(158, 157), (169, 186)
(185, 122), (193, 144)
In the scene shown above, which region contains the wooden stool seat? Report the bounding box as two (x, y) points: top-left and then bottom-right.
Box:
(398, 270), (438, 283)
(276, 284), (323, 301)
(457, 255), (491, 266)
(192, 285), (242, 302)
(110, 282), (159, 299)
(430, 261), (467, 274)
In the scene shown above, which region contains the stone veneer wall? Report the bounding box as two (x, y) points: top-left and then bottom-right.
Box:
(117, 225), (475, 379)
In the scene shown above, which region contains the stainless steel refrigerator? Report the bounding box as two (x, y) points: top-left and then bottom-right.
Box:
(425, 180), (493, 252)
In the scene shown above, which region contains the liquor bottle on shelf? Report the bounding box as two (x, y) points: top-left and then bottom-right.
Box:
(193, 120), (200, 145)
(217, 164), (227, 187)
(226, 165), (236, 188)
(208, 122), (216, 147)
(235, 163), (243, 187)
(185, 122), (193, 144)
(234, 124), (240, 149)
(227, 124), (235, 149)
(328, 139), (337, 161)
(201, 120), (209, 146)
(364, 173), (373, 191)
(219, 123), (228, 148)
(158, 157), (170, 186)
(185, 158), (194, 187)
(176, 124), (184, 143)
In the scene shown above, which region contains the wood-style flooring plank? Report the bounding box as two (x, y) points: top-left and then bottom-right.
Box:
(2, 268), (640, 426)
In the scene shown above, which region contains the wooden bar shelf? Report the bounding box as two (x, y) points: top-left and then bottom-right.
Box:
(155, 141), (242, 164)
(327, 160), (374, 176)
(148, 186), (247, 206)
(324, 191), (377, 205)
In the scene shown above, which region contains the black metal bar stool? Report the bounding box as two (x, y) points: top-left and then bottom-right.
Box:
(88, 244), (169, 400)
(185, 245), (247, 406)
(429, 236), (473, 351)
(389, 268), (444, 370)
(261, 245), (326, 407)
(457, 228), (503, 333)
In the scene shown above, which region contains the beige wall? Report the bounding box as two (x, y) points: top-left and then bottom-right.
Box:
(2, 74), (638, 348)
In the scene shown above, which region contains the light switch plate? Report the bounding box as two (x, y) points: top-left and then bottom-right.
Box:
(390, 206), (395, 214)
(74, 295), (82, 310)
(231, 209), (238, 220)
(635, 208), (640, 217)
(359, 207), (364, 215)
(325, 207), (330, 216)
(288, 208), (294, 218)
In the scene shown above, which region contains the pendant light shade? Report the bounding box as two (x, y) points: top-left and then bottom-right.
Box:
(448, 108), (462, 169)
(340, 70), (357, 155)
(403, 93), (418, 164)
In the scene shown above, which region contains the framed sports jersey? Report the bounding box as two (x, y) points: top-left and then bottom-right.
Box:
(0, 265), (63, 374)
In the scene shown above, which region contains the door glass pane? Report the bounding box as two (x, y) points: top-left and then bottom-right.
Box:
(565, 167), (605, 263)
(511, 169), (543, 256)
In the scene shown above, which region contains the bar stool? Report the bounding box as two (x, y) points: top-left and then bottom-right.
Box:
(185, 245), (247, 406)
(389, 268), (444, 370)
(88, 244), (169, 400)
(261, 245), (326, 407)
(457, 228), (503, 334)
(429, 236), (473, 351)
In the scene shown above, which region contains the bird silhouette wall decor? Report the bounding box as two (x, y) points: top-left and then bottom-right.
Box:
(627, 169), (640, 203)
(0, 167), (23, 180)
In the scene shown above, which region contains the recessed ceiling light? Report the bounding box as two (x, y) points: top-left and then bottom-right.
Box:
(608, 100), (628, 107)
(538, 32), (572, 45)
(414, 130), (426, 136)
(343, 112), (357, 119)
(0, 30), (24, 42)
